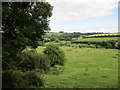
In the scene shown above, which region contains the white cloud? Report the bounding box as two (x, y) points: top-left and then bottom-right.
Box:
(46, 0), (118, 21)
(50, 23), (118, 33)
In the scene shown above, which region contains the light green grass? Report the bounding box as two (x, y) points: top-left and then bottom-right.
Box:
(36, 46), (118, 88)
(45, 41), (66, 45)
(73, 37), (118, 42)
(45, 33), (63, 36)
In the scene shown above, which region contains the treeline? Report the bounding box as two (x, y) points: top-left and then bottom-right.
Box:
(43, 33), (81, 41)
(72, 40), (120, 49)
(81, 32), (104, 35)
(85, 35), (120, 38)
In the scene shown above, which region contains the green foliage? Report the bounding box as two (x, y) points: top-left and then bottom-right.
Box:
(44, 33), (80, 41)
(65, 41), (71, 47)
(2, 2), (53, 70)
(44, 45), (66, 67)
(2, 70), (44, 88)
(115, 41), (120, 49)
(18, 49), (50, 71)
(38, 41), (45, 46)
(23, 70), (44, 87)
(3, 70), (28, 88)
(106, 42), (112, 49)
(72, 37), (118, 49)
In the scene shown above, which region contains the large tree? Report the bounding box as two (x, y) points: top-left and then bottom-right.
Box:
(2, 2), (53, 70)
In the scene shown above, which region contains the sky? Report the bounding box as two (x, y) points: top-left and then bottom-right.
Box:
(46, 0), (119, 33)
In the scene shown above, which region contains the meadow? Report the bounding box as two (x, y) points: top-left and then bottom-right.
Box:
(72, 37), (118, 42)
(36, 46), (118, 88)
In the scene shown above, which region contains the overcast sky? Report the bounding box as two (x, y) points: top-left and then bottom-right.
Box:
(46, 0), (119, 33)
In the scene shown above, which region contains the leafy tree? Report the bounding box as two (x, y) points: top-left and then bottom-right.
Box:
(44, 45), (66, 67)
(2, 2), (53, 70)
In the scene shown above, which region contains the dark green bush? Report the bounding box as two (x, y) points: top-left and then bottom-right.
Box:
(106, 42), (112, 49)
(2, 70), (44, 88)
(2, 70), (28, 88)
(115, 41), (120, 49)
(24, 70), (44, 87)
(44, 44), (66, 67)
(18, 49), (50, 71)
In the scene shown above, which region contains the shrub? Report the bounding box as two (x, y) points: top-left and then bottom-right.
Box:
(2, 70), (44, 88)
(18, 49), (50, 71)
(101, 41), (107, 46)
(44, 44), (66, 67)
(2, 70), (28, 88)
(109, 40), (116, 49)
(106, 42), (112, 49)
(24, 70), (44, 87)
(115, 41), (120, 49)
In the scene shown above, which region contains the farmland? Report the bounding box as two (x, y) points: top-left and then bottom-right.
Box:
(72, 37), (118, 42)
(2, 1), (119, 89)
(36, 46), (118, 88)
(85, 33), (120, 37)
(38, 33), (119, 88)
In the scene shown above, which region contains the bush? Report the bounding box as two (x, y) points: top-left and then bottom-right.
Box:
(2, 70), (44, 88)
(2, 70), (28, 88)
(106, 42), (112, 49)
(24, 70), (44, 87)
(115, 41), (120, 49)
(44, 44), (66, 67)
(18, 49), (50, 71)
(109, 40), (116, 49)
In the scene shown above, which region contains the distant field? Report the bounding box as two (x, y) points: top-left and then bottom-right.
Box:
(73, 37), (118, 42)
(85, 33), (120, 37)
(45, 41), (66, 45)
(46, 33), (63, 36)
(37, 46), (118, 88)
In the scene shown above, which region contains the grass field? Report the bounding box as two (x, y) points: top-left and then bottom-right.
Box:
(85, 33), (120, 37)
(73, 37), (118, 42)
(36, 46), (118, 88)
(46, 33), (63, 36)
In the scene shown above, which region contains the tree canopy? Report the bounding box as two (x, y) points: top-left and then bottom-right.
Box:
(2, 2), (53, 70)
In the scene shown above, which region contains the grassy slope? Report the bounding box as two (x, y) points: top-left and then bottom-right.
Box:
(74, 37), (118, 42)
(36, 46), (118, 88)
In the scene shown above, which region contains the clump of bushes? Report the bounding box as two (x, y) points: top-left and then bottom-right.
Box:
(44, 44), (66, 67)
(2, 70), (27, 88)
(23, 70), (44, 87)
(115, 40), (120, 49)
(3, 45), (66, 88)
(3, 49), (50, 88)
(18, 49), (50, 72)
(2, 70), (44, 88)
(72, 40), (119, 49)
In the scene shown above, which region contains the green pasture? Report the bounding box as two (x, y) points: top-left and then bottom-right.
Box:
(45, 41), (66, 45)
(36, 46), (118, 88)
(73, 37), (118, 42)
(46, 33), (63, 36)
